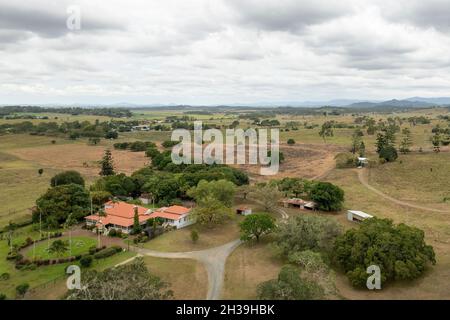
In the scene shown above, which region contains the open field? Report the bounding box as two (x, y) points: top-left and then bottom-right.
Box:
(144, 256), (208, 300)
(141, 217), (243, 252)
(325, 166), (450, 299)
(222, 238), (283, 299)
(367, 152), (450, 211)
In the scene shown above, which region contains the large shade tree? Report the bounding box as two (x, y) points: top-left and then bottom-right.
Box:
(334, 218), (436, 287)
(34, 184), (91, 226)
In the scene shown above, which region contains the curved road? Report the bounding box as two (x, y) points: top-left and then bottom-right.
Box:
(134, 239), (242, 300)
(357, 169), (450, 214)
(132, 206), (290, 300)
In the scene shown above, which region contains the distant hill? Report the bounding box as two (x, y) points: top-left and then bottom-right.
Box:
(346, 99), (435, 109)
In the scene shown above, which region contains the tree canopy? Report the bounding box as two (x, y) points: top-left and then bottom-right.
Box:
(334, 218), (436, 287)
(240, 213), (276, 242)
(51, 170), (85, 187)
(66, 258), (173, 300)
(34, 184), (91, 227)
(309, 182), (345, 212)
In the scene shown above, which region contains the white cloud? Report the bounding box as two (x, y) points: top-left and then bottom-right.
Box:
(1, 0), (450, 104)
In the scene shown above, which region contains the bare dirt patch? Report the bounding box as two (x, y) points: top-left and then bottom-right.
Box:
(234, 143), (344, 182)
(9, 144), (149, 179)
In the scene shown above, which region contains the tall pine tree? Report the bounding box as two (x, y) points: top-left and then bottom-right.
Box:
(99, 149), (115, 176)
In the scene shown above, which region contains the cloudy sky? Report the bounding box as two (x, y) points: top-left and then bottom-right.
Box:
(1, 0), (450, 105)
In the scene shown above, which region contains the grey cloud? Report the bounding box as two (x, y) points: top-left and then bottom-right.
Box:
(0, 3), (123, 39)
(226, 0), (351, 32)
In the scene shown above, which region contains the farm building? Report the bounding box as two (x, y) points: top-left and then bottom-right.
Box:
(139, 193), (153, 205)
(149, 205), (195, 229)
(347, 210), (373, 223)
(85, 201), (153, 234)
(282, 198), (317, 210)
(131, 125), (150, 131)
(357, 157), (369, 168)
(236, 206), (252, 216)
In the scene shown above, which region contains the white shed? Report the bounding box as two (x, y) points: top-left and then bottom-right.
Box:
(347, 210), (373, 222)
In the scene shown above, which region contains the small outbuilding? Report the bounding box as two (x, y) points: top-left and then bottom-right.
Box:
(236, 206), (252, 216)
(357, 157), (369, 168)
(347, 210), (373, 223)
(282, 198), (317, 211)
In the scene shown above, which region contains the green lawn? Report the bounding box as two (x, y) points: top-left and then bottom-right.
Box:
(25, 236), (97, 260)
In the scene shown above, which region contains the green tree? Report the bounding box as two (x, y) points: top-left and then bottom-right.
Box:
(15, 283), (30, 298)
(51, 170), (85, 187)
(34, 184), (90, 226)
(187, 179), (236, 207)
(249, 185), (283, 213)
(358, 141), (366, 157)
(190, 229), (199, 244)
(240, 213), (276, 242)
(132, 207), (142, 234)
(399, 127), (413, 154)
(431, 131), (441, 153)
(376, 128), (398, 162)
(309, 182), (345, 212)
(287, 138), (295, 145)
(350, 129), (363, 155)
(48, 240), (69, 257)
(334, 218), (436, 287)
(38, 168), (44, 176)
(66, 258), (173, 300)
(191, 197), (233, 226)
(319, 121), (334, 142)
(99, 149), (115, 176)
(257, 265), (324, 300)
(273, 215), (341, 257)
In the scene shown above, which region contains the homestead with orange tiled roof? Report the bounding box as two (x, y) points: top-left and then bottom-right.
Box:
(85, 201), (153, 234)
(85, 201), (195, 233)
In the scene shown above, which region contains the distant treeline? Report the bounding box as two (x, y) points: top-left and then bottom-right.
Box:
(0, 106), (132, 118)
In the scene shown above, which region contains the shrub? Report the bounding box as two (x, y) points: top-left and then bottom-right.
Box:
(80, 255), (94, 268)
(287, 138), (296, 145)
(108, 229), (117, 237)
(190, 229), (199, 244)
(0, 293), (6, 300)
(0, 273), (10, 281)
(93, 246), (122, 259)
(16, 283), (30, 298)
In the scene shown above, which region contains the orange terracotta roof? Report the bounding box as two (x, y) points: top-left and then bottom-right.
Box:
(149, 211), (184, 221)
(84, 201), (152, 228)
(104, 201), (149, 219)
(159, 205), (191, 215)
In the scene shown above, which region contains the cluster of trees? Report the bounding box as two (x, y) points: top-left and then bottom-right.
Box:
(90, 149), (249, 206)
(188, 180), (236, 226)
(257, 215), (342, 300)
(0, 106), (132, 118)
(334, 218), (436, 287)
(430, 125), (450, 153)
(113, 141), (156, 152)
(0, 119), (119, 141)
(271, 178), (345, 212)
(66, 258), (173, 300)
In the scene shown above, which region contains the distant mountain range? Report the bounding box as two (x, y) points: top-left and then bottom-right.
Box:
(2, 97), (450, 108)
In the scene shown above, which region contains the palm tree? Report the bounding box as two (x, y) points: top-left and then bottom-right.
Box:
(64, 213), (76, 256)
(48, 240), (69, 257)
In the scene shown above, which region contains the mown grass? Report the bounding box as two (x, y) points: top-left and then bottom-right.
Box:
(25, 236), (97, 260)
(144, 256), (208, 300)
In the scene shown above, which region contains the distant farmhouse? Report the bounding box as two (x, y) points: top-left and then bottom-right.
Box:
(347, 210), (373, 223)
(281, 198), (317, 210)
(85, 201), (194, 234)
(131, 125), (151, 131)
